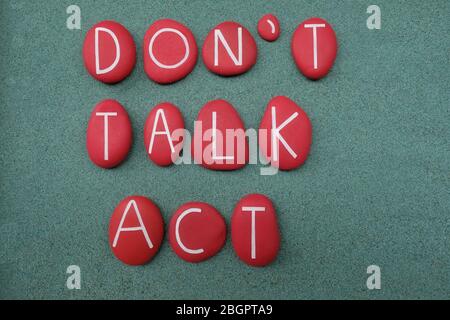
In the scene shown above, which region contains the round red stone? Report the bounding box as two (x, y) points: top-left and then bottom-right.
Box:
(257, 14), (280, 42)
(291, 17), (338, 80)
(86, 99), (132, 169)
(143, 19), (198, 84)
(82, 20), (136, 84)
(144, 102), (185, 166)
(202, 21), (257, 76)
(231, 194), (280, 267)
(259, 96), (312, 170)
(169, 202), (226, 263)
(192, 99), (248, 171)
(109, 196), (164, 266)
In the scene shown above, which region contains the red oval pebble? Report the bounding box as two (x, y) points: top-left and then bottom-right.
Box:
(143, 19), (198, 84)
(169, 202), (226, 263)
(86, 99), (132, 169)
(231, 194), (280, 267)
(291, 17), (338, 80)
(82, 20), (136, 84)
(109, 196), (164, 266)
(259, 96), (312, 170)
(257, 14), (280, 42)
(144, 102), (185, 166)
(192, 99), (248, 170)
(202, 21), (257, 76)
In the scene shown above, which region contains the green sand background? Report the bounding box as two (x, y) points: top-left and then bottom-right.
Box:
(0, 0), (449, 299)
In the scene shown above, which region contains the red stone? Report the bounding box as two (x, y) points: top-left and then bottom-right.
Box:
(259, 96), (312, 170)
(192, 99), (248, 170)
(231, 194), (280, 267)
(143, 19), (198, 84)
(144, 102), (185, 166)
(202, 21), (257, 76)
(82, 20), (136, 84)
(86, 99), (132, 169)
(169, 202), (226, 263)
(291, 17), (338, 80)
(109, 196), (164, 266)
(257, 14), (280, 42)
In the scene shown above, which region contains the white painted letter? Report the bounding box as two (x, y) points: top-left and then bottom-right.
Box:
(271, 107), (298, 162)
(214, 27), (243, 66)
(175, 208), (205, 255)
(95, 112), (117, 161)
(242, 206), (266, 259)
(95, 27), (120, 75)
(149, 28), (189, 69)
(212, 112), (234, 160)
(112, 200), (154, 249)
(304, 24), (325, 69)
(148, 109), (175, 154)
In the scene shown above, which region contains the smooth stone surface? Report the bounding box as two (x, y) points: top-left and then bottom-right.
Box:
(291, 17), (338, 80)
(257, 14), (280, 42)
(109, 196), (164, 266)
(82, 20), (136, 83)
(144, 102), (184, 166)
(169, 202), (226, 263)
(86, 99), (132, 169)
(192, 99), (248, 170)
(143, 19), (198, 84)
(202, 21), (257, 76)
(259, 96), (312, 170)
(231, 194), (280, 267)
